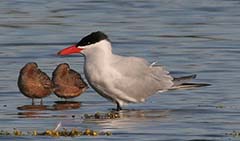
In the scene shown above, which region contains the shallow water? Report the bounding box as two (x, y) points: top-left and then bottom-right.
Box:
(0, 0), (240, 140)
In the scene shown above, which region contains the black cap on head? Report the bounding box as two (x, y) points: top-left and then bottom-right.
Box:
(76, 31), (109, 47)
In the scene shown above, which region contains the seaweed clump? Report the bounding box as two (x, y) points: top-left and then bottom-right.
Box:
(0, 128), (112, 137)
(227, 131), (240, 137)
(84, 111), (120, 119)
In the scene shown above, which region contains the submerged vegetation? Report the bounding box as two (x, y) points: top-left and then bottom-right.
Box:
(0, 128), (112, 137)
(0, 111), (121, 138)
(84, 111), (121, 119)
(227, 131), (240, 137)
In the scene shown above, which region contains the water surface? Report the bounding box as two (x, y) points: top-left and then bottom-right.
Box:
(0, 0), (240, 140)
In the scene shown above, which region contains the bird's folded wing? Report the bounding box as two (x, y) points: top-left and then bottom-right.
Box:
(110, 56), (173, 102)
(69, 69), (87, 88)
(38, 70), (53, 89)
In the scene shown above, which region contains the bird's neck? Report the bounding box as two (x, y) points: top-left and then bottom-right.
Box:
(83, 40), (113, 63)
(83, 41), (114, 83)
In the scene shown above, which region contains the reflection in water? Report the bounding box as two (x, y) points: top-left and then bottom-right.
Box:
(17, 105), (47, 111)
(17, 101), (81, 111)
(52, 101), (81, 111)
(83, 109), (170, 130)
(17, 105), (48, 118)
(16, 101), (81, 118)
(18, 111), (44, 118)
(119, 109), (170, 119)
(0, 0), (238, 140)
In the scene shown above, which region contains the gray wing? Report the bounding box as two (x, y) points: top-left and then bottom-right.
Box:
(110, 55), (173, 102)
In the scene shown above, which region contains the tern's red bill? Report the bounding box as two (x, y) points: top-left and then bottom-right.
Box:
(57, 45), (83, 56)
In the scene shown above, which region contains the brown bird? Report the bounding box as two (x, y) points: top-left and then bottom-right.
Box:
(52, 63), (88, 99)
(18, 62), (53, 105)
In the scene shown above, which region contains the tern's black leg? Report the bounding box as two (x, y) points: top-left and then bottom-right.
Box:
(116, 102), (122, 111)
(40, 98), (43, 105)
(32, 98), (35, 105)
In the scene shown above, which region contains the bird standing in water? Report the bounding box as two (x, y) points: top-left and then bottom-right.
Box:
(18, 62), (53, 105)
(58, 31), (210, 111)
(52, 63), (88, 100)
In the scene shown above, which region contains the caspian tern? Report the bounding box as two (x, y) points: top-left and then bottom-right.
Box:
(52, 63), (88, 99)
(18, 62), (53, 105)
(58, 31), (209, 110)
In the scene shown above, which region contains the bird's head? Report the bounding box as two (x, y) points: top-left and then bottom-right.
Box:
(53, 63), (70, 76)
(58, 31), (110, 56)
(21, 62), (38, 72)
(19, 62), (39, 77)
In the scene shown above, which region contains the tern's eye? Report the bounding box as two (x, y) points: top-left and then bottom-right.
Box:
(87, 42), (91, 45)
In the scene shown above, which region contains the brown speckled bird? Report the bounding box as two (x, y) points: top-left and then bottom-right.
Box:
(52, 63), (88, 99)
(18, 62), (53, 105)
